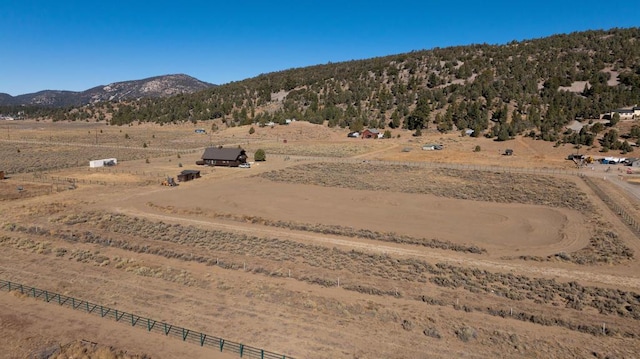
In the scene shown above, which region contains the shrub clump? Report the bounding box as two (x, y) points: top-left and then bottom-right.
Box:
(455, 326), (477, 342)
(423, 327), (441, 339)
(254, 149), (266, 161)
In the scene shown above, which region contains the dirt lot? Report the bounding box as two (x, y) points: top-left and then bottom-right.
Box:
(1, 120), (640, 358)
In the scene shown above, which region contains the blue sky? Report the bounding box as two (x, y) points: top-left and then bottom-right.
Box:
(1, 0), (639, 96)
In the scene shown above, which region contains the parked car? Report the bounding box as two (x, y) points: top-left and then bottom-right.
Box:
(239, 163), (251, 168)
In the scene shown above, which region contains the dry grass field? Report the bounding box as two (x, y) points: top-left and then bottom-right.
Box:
(1, 119), (640, 358)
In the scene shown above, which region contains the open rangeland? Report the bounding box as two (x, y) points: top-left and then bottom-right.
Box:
(1, 120), (640, 358)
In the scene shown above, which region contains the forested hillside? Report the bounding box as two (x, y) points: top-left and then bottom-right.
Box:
(7, 28), (640, 145)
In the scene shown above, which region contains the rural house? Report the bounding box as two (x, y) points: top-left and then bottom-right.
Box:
(177, 169), (201, 182)
(361, 129), (381, 139)
(609, 106), (640, 120)
(201, 147), (247, 167)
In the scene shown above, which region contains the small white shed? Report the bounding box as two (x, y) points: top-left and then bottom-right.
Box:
(422, 144), (443, 151)
(89, 158), (117, 168)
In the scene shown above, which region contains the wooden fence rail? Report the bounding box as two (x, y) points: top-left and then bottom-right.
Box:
(0, 279), (292, 359)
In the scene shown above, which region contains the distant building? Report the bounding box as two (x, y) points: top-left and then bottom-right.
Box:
(201, 147), (247, 167)
(361, 129), (381, 139)
(610, 106), (640, 120)
(177, 169), (201, 182)
(89, 158), (117, 168)
(422, 144), (443, 151)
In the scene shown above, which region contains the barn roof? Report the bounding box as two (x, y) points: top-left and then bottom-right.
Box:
(180, 169), (200, 175)
(201, 147), (245, 160)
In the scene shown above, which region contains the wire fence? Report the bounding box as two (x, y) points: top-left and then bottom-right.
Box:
(0, 138), (200, 154)
(0, 279), (292, 359)
(8, 168), (179, 187)
(3, 173), (83, 194)
(8, 173), (110, 187)
(88, 167), (173, 179)
(0, 138), (199, 176)
(272, 154), (581, 176)
(581, 175), (640, 236)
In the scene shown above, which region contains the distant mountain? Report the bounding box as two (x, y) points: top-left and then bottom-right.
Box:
(0, 74), (214, 107)
(0, 93), (14, 105)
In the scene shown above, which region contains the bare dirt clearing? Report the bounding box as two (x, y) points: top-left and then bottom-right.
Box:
(1, 120), (640, 359)
(125, 176), (589, 258)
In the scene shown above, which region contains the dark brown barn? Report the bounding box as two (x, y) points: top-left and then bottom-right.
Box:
(177, 169), (201, 182)
(201, 147), (247, 167)
(0, 171), (4, 180)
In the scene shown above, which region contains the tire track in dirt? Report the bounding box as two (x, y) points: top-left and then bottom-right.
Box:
(515, 136), (541, 158)
(350, 144), (399, 159)
(116, 207), (640, 290)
